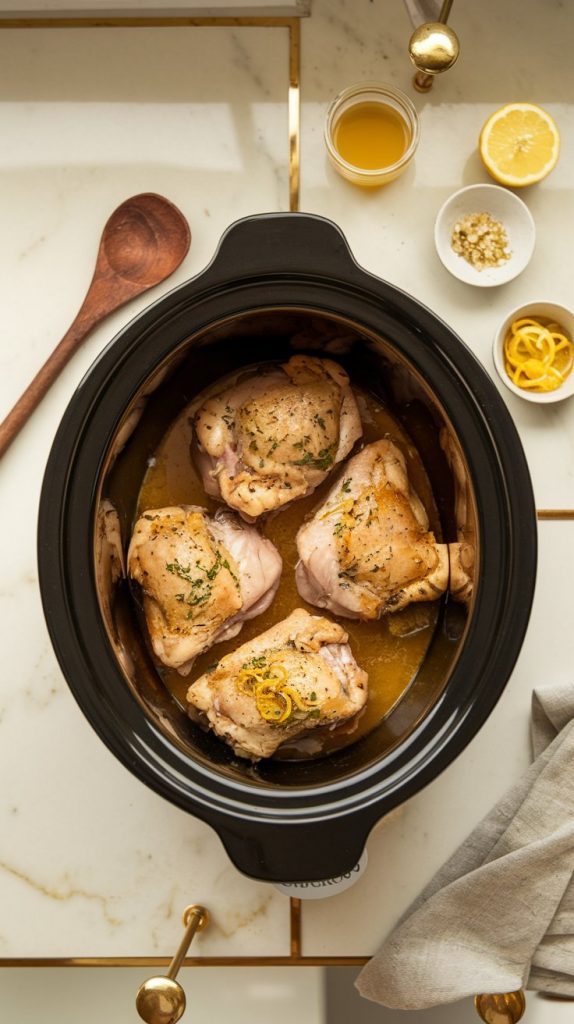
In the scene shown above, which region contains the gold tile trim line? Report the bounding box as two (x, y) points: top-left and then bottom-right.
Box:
(0, 15), (300, 212)
(5, 496), (568, 972)
(288, 16), (300, 212)
(0, 15), (295, 25)
(289, 897), (302, 958)
(0, 14), (301, 969)
(0, 12), (302, 970)
(537, 509), (574, 520)
(0, 956), (369, 967)
(8, 13), (571, 971)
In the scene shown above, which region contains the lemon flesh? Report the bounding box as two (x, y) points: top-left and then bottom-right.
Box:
(480, 103), (560, 187)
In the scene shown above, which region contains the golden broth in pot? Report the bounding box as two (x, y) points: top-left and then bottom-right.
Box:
(136, 375), (440, 761)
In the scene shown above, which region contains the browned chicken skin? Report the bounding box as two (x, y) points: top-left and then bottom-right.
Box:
(295, 439), (449, 620)
(128, 506), (282, 675)
(193, 355), (362, 520)
(187, 608), (368, 760)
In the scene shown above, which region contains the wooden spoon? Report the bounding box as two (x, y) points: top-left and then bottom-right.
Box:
(0, 192), (191, 459)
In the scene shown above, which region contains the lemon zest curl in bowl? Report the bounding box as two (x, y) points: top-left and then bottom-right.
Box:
(503, 317), (574, 393)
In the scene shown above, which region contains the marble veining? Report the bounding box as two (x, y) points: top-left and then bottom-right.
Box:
(299, 522), (574, 954)
(0, 859), (124, 928)
(1, 0), (574, 962)
(298, 0), (574, 954)
(300, 0), (574, 508)
(0, 21), (291, 959)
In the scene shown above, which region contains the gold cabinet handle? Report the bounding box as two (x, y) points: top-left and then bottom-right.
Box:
(408, 0), (460, 92)
(475, 990), (526, 1024)
(136, 904), (210, 1024)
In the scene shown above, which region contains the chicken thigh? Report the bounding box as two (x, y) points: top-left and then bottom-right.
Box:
(187, 608), (368, 760)
(128, 506), (282, 675)
(295, 439), (449, 620)
(193, 355), (362, 520)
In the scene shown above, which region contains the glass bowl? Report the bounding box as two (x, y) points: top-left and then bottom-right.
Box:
(324, 82), (420, 187)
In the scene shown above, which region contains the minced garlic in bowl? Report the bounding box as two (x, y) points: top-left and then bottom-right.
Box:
(451, 211), (511, 271)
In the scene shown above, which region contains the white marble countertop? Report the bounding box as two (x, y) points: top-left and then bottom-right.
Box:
(1, 0), (573, 965)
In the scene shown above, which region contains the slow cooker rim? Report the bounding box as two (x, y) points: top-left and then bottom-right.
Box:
(37, 215), (537, 873)
(38, 307), (536, 802)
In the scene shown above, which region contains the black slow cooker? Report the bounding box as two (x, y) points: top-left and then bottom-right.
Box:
(38, 213), (537, 883)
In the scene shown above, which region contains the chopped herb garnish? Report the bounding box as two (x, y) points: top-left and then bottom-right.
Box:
(243, 655), (267, 670)
(166, 560), (194, 582)
(222, 557), (240, 589)
(205, 551), (223, 580)
(341, 478), (351, 493)
(293, 445), (336, 471)
(166, 548), (239, 619)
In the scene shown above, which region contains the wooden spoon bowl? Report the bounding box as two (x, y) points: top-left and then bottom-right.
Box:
(101, 194), (191, 285)
(0, 192), (191, 459)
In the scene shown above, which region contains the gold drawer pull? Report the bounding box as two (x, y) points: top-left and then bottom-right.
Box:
(136, 904), (210, 1024)
(475, 990), (526, 1024)
(408, 0), (460, 92)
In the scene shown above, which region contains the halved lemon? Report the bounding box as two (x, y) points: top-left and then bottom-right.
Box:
(479, 103), (560, 187)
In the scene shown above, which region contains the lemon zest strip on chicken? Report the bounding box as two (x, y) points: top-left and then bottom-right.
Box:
(236, 664), (318, 724)
(318, 498), (355, 520)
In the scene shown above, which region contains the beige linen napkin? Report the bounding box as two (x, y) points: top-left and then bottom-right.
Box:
(356, 682), (574, 1009)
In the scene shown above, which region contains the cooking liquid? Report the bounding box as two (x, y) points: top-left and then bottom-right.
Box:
(333, 101), (409, 170)
(137, 383), (439, 761)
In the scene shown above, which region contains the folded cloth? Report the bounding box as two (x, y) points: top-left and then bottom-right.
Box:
(403, 0), (442, 27)
(356, 682), (574, 1009)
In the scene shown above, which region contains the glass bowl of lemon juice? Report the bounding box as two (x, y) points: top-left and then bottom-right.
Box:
(325, 82), (420, 187)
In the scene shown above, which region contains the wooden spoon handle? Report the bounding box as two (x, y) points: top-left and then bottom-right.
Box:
(0, 299), (102, 460)
(0, 193), (191, 461)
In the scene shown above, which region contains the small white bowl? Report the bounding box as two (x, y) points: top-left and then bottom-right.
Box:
(493, 301), (574, 404)
(434, 184), (535, 287)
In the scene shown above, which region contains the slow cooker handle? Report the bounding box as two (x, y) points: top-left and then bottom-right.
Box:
(217, 816), (370, 885)
(203, 212), (362, 287)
